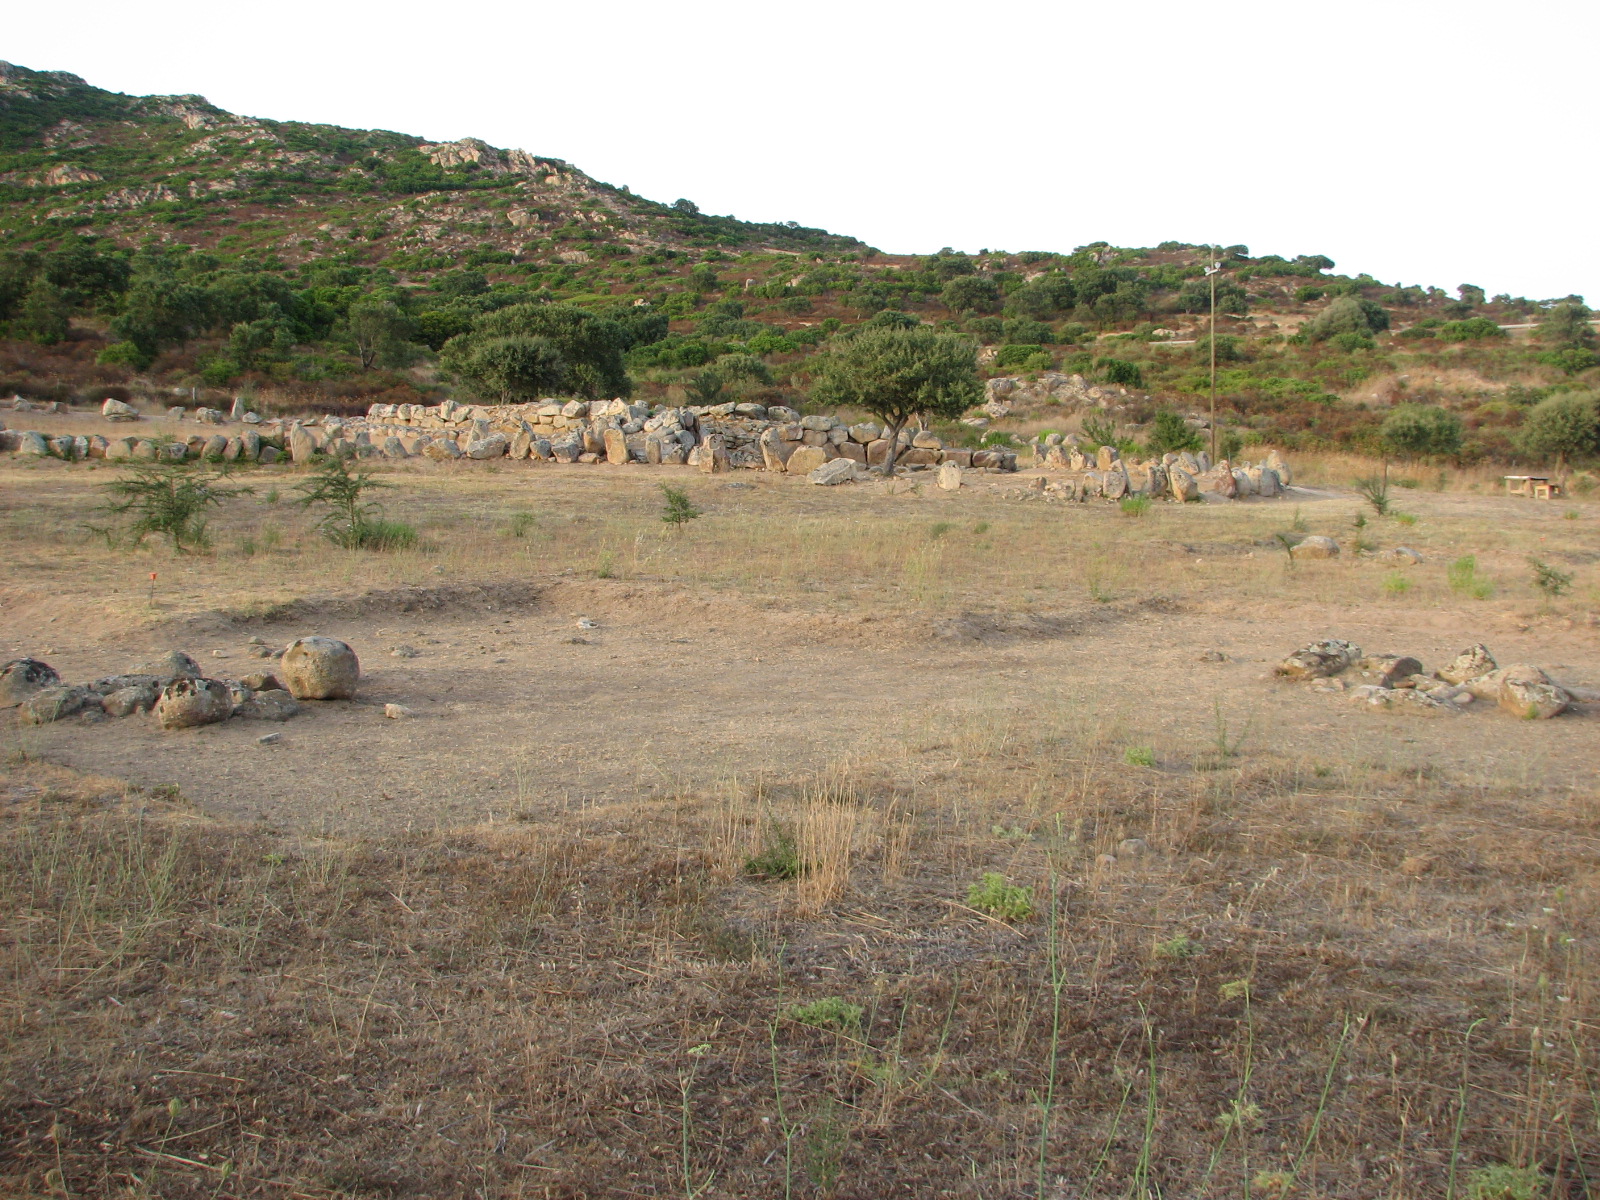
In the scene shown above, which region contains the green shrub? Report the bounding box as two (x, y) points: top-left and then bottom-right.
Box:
(1529, 556), (1573, 598)
(995, 343), (1047, 370)
(1381, 404), (1463, 460)
(1382, 572), (1411, 596)
(1095, 357), (1143, 387)
(96, 340), (152, 369)
(294, 454), (403, 550)
(1124, 745), (1155, 766)
(1119, 495), (1152, 518)
(1437, 316), (1504, 341)
(966, 873), (1033, 921)
(781, 996), (863, 1032)
(745, 829), (802, 879)
(1329, 330), (1376, 352)
(1146, 409), (1202, 455)
(660, 484), (701, 525)
(96, 466), (251, 554)
(1153, 934), (1202, 959)
(1448, 555), (1493, 599)
(1303, 295), (1390, 341)
(1465, 1164), (1545, 1200)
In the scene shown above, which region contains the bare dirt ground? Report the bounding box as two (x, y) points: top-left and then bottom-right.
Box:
(3, 446), (1600, 1199)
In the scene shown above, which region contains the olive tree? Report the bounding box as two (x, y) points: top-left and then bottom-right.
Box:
(1303, 296), (1390, 341)
(1514, 391), (1599, 470)
(809, 326), (982, 473)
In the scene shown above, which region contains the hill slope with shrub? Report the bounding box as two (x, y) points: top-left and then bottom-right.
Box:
(2, 60), (1597, 463)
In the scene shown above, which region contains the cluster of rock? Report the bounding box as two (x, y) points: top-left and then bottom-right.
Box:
(1276, 639), (1580, 719)
(982, 373), (1136, 418)
(0, 637), (360, 732)
(1007, 440), (1292, 503)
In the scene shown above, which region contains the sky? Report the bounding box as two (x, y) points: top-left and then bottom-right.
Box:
(6, 0), (1596, 302)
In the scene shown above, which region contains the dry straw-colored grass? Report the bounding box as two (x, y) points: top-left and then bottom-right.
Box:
(1, 448), (1598, 1197)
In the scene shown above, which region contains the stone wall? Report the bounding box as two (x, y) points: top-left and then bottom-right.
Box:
(0, 396), (1021, 475)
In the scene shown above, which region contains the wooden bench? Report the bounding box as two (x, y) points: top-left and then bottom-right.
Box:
(1504, 475), (1563, 499)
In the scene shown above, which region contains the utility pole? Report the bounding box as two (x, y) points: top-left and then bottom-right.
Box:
(1206, 246), (1220, 465)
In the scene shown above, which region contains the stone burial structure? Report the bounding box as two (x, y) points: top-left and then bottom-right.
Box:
(1006, 437), (1293, 504)
(1274, 639), (1583, 719)
(0, 637), (361, 732)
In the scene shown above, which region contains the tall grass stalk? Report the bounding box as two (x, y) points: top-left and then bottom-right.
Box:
(1035, 873), (1066, 1198)
(1445, 1019), (1486, 1200)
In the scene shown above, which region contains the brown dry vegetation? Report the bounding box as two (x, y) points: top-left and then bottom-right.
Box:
(3, 448), (1600, 1200)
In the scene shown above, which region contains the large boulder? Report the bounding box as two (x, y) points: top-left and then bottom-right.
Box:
(465, 432), (509, 459)
(937, 461), (964, 491)
(1497, 664), (1571, 719)
(698, 433), (730, 474)
(155, 678), (235, 730)
(281, 636), (360, 700)
(234, 688), (303, 721)
(1439, 644), (1496, 685)
(288, 425), (318, 463)
(102, 683), (160, 718)
(0, 657), (60, 707)
(1277, 638), (1362, 680)
(20, 685), (94, 724)
(1360, 654), (1424, 688)
(809, 459), (858, 486)
(786, 445), (828, 475)
(102, 398), (140, 421)
(1290, 535), (1340, 560)
(137, 650), (202, 684)
(603, 427), (629, 465)
(1168, 466), (1199, 502)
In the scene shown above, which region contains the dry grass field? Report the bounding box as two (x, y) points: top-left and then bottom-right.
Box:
(3, 429), (1600, 1199)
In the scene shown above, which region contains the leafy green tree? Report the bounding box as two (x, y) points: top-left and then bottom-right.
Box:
(0, 252), (38, 321)
(1303, 296), (1391, 341)
(441, 303), (635, 399)
(1380, 403), (1463, 460)
(110, 268), (209, 358)
(1457, 283), (1486, 306)
(941, 275), (1001, 314)
(810, 326), (981, 473)
(414, 308), (473, 351)
(1513, 391), (1599, 468)
(1005, 274), (1075, 319)
(1538, 301), (1595, 350)
(343, 298), (414, 370)
(14, 277), (71, 344)
(444, 336), (567, 402)
(228, 311), (296, 368)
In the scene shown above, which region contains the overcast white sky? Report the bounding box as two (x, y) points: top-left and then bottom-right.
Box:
(7, 0), (1595, 302)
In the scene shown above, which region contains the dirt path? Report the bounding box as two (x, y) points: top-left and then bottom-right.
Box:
(10, 578), (1596, 833)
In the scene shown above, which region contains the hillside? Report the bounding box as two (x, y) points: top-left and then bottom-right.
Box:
(2, 60), (1597, 462)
